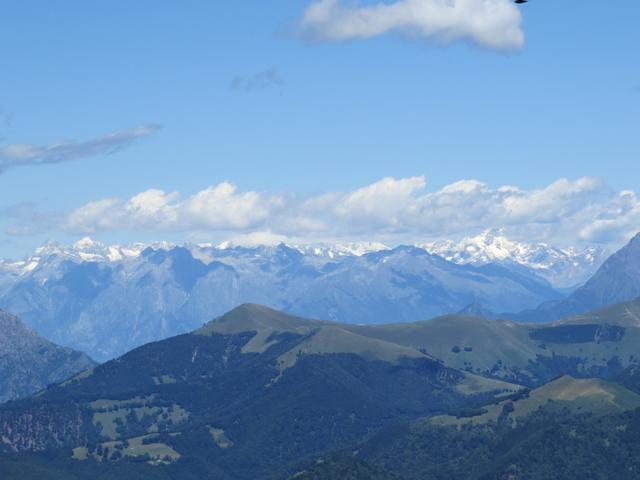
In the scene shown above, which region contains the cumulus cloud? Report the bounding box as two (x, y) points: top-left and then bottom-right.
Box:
(576, 190), (640, 244)
(0, 124), (161, 174)
(64, 182), (285, 235)
(298, 0), (525, 50)
(7, 176), (640, 249)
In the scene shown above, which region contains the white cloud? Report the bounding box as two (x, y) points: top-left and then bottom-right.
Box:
(63, 182), (283, 235)
(8, 176), (640, 249)
(333, 176), (426, 229)
(502, 177), (606, 223)
(298, 0), (525, 50)
(577, 190), (640, 244)
(0, 124), (160, 174)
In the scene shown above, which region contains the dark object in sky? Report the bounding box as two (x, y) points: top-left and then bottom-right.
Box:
(515, 0), (528, 3)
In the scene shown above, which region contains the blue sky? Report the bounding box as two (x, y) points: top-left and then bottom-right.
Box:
(0, 1), (639, 257)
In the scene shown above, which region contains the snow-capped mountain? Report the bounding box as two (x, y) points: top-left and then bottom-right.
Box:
(295, 242), (390, 259)
(515, 232), (640, 322)
(0, 238), (149, 278)
(0, 238), (389, 278)
(36, 237), (169, 263)
(422, 230), (608, 289)
(0, 237), (566, 361)
(0, 233), (605, 290)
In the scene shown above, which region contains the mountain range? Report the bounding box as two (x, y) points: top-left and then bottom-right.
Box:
(515, 233), (640, 322)
(422, 229), (608, 289)
(0, 234), (586, 361)
(3, 302), (640, 479)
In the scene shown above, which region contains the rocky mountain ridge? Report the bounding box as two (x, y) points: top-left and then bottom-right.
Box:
(0, 239), (564, 361)
(423, 229), (608, 289)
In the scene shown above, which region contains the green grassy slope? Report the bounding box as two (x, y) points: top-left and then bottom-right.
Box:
(431, 375), (640, 427)
(351, 378), (640, 480)
(341, 298), (640, 386)
(0, 305), (515, 479)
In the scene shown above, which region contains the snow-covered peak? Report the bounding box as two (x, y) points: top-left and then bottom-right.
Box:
(0, 258), (38, 277)
(73, 236), (102, 250)
(422, 229), (537, 265)
(1, 234), (607, 288)
(296, 242), (390, 259)
(34, 237), (112, 261)
(206, 240), (389, 258)
(214, 240), (233, 250)
(421, 229), (609, 288)
(5, 238), (160, 276)
(34, 240), (64, 257)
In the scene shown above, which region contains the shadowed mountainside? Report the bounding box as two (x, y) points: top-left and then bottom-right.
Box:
(515, 233), (640, 322)
(0, 310), (96, 403)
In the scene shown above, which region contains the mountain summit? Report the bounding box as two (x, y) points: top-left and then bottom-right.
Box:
(423, 229), (608, 288)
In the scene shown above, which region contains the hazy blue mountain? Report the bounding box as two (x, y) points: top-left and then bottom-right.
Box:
(515, 233), (640, 322)
(0, 310), (96, 403)
(285, 246), (561, 324)
(0, 239), (563, 361)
